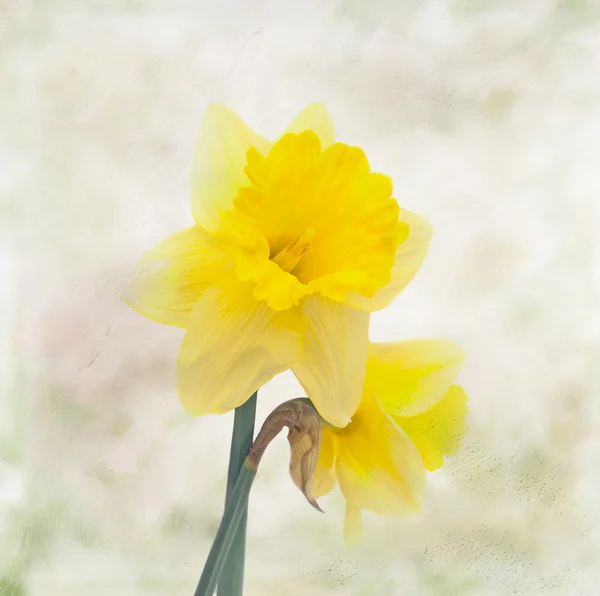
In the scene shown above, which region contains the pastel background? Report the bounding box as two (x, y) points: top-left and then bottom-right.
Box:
(2, 1), (598, 594)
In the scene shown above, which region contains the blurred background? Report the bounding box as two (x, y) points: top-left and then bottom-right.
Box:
(2, 1), (599, 594)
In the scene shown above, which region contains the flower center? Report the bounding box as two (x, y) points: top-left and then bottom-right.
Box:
(271, 228), (315, 273)
(224, 130), (402, 310)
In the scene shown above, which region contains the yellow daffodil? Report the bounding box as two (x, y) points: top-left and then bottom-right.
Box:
(312, 339), (468, 544)
(125, 104), (432, 426)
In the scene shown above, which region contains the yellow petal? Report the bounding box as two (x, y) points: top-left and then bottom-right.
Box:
(345, 208), (432, 311)
(343, 505), (363, 548)
(312, 428), (337, 498)
(395, 385), (468, 471)
(191, 104), (271, 232)
(335, 400), (425, 516)
(123, 226), (231, 328)
(283, 103), (335, 149)
(365, 339), (465, 417)
(292, 297), (369, 427)
(177, 279), (300, 415)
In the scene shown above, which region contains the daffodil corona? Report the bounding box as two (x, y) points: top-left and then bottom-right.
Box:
(312, 339), (468, 545)
(125, 104), (432, 427)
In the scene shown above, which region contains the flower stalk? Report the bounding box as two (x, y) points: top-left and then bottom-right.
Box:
(216, 392), (257, 596)
(194, 462), (257, 596)
(195, 398), (324, 595)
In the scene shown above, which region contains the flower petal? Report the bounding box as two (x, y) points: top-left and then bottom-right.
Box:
(123, 226), (231, 328)
(365, 339), (465, 417)
(335, 400), (425, 516)
(344, 208), (433, 311)
(312, 428), (337, 498)
(191, 104), (271, 232)
(292, 297), (369, 427)
(344, 505), (364, 548)
(395, 385), (468, 471)
(283, 103), (336, 149)
(177, 279), (300, 415)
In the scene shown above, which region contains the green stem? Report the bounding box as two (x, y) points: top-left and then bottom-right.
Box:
(194, 462), (257, 596)
(216, 392), (257, 596)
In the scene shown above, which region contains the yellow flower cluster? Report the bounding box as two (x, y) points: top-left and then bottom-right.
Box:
(125, 104), (467, 544)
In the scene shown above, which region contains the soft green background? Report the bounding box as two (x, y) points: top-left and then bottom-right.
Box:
(2, 1), (598, 594)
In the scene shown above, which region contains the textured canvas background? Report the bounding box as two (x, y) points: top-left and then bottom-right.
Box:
(2, 1), (599, 594)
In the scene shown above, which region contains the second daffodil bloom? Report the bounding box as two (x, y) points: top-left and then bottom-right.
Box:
(312, 339), (468, 545)
(125, 104), (432, 427)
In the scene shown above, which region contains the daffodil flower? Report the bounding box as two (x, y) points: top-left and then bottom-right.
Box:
(312, 339), (468, 544)
(125, 104), (432, 427)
